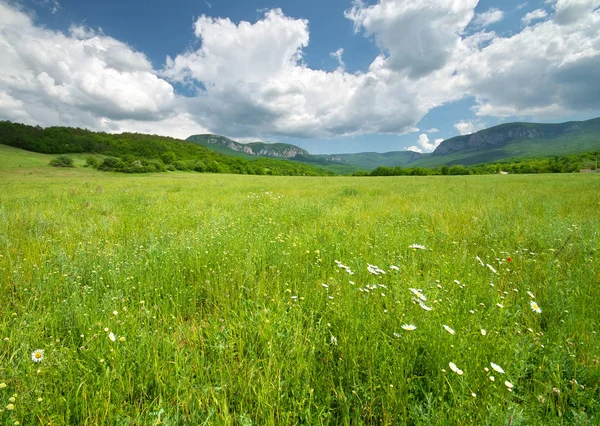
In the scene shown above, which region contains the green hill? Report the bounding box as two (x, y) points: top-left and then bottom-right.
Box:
(410, 117), (600, 167)
(187, 134), (361, 174)
(315, 151), (425, 169)
(0, 121), (334, 176)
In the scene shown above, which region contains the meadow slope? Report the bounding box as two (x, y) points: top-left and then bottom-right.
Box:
(0, 162), (599, 424)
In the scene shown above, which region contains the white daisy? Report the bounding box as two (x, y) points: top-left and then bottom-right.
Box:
(401, 324), (417, 331)
(443, 325), (455, 335)
(480, 329), (487, 336)
(449, 362), (463, 376)
(108, 332), (116, 342)
(418, 300), (432, 311)
(490, 362), (505, 374)
(530, 300), (542, 314)
(527, 291), (536, 299)
(409, 288), (427, 301)
(505, 381), (514, 390)
(409, 244), (427, 250)
(31, 349), (44, 363)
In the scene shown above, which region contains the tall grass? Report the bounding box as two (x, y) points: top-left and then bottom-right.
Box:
(0, 169), (599, 425)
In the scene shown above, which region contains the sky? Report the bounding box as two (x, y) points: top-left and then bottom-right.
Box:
(1, 0), (600, 154)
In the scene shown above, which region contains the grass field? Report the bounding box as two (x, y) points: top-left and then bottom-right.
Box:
(0, 151), (599, 424)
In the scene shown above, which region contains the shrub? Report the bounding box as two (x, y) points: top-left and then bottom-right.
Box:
(86, 156), (99, 167)
(49, 155), (74, 168)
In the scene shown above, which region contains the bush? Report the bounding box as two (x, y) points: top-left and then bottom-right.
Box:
(98, 157), (124, 171)
(49, 156), (74, 168)
(86, 156), (99, 167)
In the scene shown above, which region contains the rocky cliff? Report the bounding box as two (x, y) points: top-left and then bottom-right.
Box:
(434, 121), (587, 155)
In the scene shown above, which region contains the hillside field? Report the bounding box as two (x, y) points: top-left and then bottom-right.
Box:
(0, 156), (599, 424)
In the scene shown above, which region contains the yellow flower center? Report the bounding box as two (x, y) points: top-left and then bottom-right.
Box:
(35, 352), (42, 359)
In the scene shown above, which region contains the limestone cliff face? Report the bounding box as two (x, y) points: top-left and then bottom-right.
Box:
(205, 136), (254, 154)
(433, 122), (584, 155)
(250, 145), (309, 158)
(187, 134), (309, 158)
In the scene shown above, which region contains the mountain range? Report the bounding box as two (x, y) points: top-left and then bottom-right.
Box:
(187, 117), (600, 171)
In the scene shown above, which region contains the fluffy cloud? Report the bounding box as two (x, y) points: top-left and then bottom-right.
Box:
(473, 8), (505, 27)
(454, 120), (486, 135)
(406, 133), (444, 153)
(553, 0), (600, 25)
(461, 0), (600, 117)
(521, 9), (548, 25)
(345, 0), (478, 78)
(163, 7), (470, 138)
(0, 1), (195, 134)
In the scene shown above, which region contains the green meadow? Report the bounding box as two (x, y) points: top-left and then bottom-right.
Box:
(1, 152), (599, 424)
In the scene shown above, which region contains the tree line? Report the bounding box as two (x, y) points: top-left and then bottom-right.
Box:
(0, 121), (333, 176)
(354, 153), (599, 176)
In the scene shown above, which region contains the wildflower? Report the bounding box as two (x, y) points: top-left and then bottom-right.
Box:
(527, 291), (536, 299)
(0, 383), (6, 389)
(490, 362), (505, 374)
(6, 403), (14, 410)
(530, 300), (542, 314)
(37, 398), (43, 402)
(113, 311), (118, 316)
(486, 264), (497, 274)
(476, 256), (484, 266)
(471, 392), (477, 398)
(409, 288), (426, 301)
(330, 336), (338, 346)
(31, 349), (44, 363)
(418, 300), (432, 311)
(496, 303), (504, 309)
(321, 283), (329, 288)
(367, 264), (386, 275)
(409, 244), (427, 250)
(401, 324), (417, 331)
(449, 362), (463, 376)
(390, 265), (400, 271)
(507, 257), (512, 262)
(443, 325), (455, 335)
(108, 332), (116, 342)
(9, 397), (15, 403)
(119, 336), (126, 342)
(490, 376), (495, 382)
(480, 329), (487, 336)
(505, 381), (514, 390)
(393, 332), (401, 338)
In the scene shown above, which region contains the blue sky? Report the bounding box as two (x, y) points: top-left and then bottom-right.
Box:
(1, 0), (600, 154)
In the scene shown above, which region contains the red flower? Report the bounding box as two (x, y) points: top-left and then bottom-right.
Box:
(506, 257), (512, 262)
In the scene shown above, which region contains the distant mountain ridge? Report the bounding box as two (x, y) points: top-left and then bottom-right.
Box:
(187, 134), (310, 159)
(188, 117), (600, 170)
(433, 118), (600, 156)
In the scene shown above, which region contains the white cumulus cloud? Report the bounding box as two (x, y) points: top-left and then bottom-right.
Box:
(473, 8), (505, 28)
(0, 1), (203, 136)
(406, 133), (444, 153)
(454, 120), (486, 135)
(521, 9), (548, 25)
